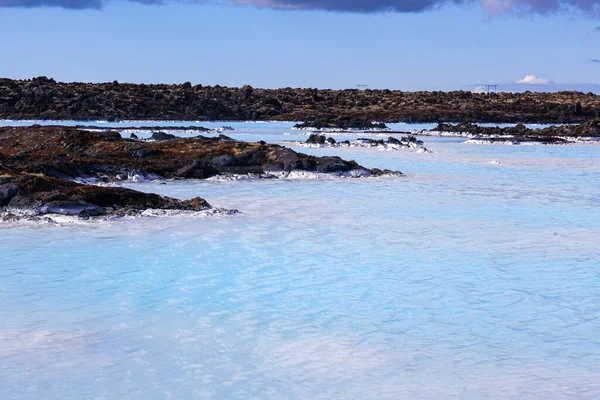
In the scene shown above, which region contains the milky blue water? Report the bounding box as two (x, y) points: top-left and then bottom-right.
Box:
(1, 122), (599, 399)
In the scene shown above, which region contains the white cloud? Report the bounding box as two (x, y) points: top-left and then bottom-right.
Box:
(516, 74), (553, 85)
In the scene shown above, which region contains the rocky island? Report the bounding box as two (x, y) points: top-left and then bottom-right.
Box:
(429, 120), (600, 144)
(294, 117), (389, 131)
(0, 126), (400, 222)
(298, 133), (429, 152)
(1, 77), (600, 123)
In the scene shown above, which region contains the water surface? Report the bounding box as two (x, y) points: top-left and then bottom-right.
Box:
(1, 123), (599, 399)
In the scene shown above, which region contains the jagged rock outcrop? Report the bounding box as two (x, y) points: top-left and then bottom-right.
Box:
(0, 126), (402, 220)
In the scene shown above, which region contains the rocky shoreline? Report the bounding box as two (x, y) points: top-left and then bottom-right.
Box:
(293, 117), (389, 131)
(0, 174), (219, 223)
(2, 77), (599, 123)
(426, 120), (600, 144)
(0, 126), (401, 222)
(295, 133), (430, 152)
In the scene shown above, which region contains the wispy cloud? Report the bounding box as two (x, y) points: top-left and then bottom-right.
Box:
(592, 59), (600, 63)
(0, 0), (167, 8)
(516, 74), (553, 85)
(1, 0), (600, 14)
(233, 0), (463, 13)
(236, 0), (600, 15)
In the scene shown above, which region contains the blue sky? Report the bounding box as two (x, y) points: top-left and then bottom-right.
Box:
(0, 1), (598, 90)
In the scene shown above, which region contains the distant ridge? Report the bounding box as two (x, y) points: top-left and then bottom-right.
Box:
(1, 77), (599, 124)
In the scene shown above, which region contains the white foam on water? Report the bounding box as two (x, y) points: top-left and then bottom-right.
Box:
(204, 169), (374, 181)
(465, 139), (573, 146)
(465, 139), (519, 145)
(0, 207), (238, 227)
(293, 139), (425, 152)
(271, 168), (373, 179)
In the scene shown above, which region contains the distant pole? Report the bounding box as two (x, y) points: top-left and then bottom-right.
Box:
(356, 84), (368, 90)
(485, 84), (498, 94)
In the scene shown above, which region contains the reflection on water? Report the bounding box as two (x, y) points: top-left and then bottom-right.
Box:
(1, 126), (600, 399)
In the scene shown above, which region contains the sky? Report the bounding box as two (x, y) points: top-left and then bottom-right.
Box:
(0, 0), (599, 91)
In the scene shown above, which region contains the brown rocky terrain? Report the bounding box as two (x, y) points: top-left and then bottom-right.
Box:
(0, 126), (399, 220)
(1, 77), (600, 123)
(0, 174), (212, 219)
(432, 120), (600, 143)
(0, 126), (388, 179)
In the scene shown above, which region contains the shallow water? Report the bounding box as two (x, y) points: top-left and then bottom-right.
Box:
(0, 119), (560, 143)
(1, 124), (600, 399)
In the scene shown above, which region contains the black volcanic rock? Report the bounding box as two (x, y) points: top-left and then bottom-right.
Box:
(0, 126), (402, 219)
(150, 131), (177, 141)
(1, 127), (401, 183)
(306, 134), (326, 145)
(2, 77), (600, 123)
(295, 117), (388, 130)
(0, 174), (211, 218)
(0, 184), (20, 206)
(433, 119), (600, 138)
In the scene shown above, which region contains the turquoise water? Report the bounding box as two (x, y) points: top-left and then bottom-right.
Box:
(1, 123), (599, 399)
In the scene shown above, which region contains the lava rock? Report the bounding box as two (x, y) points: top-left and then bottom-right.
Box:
(133, 148), (161, 158)
(175, 161), (206, 179)
(306, 134), (326, 145)
(211, 154), (236, 167)
(1, 77), (599, 123)
(0, 184), (20, 206)
(150, 131), (177, 141)
(38, 200), (106, 216)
